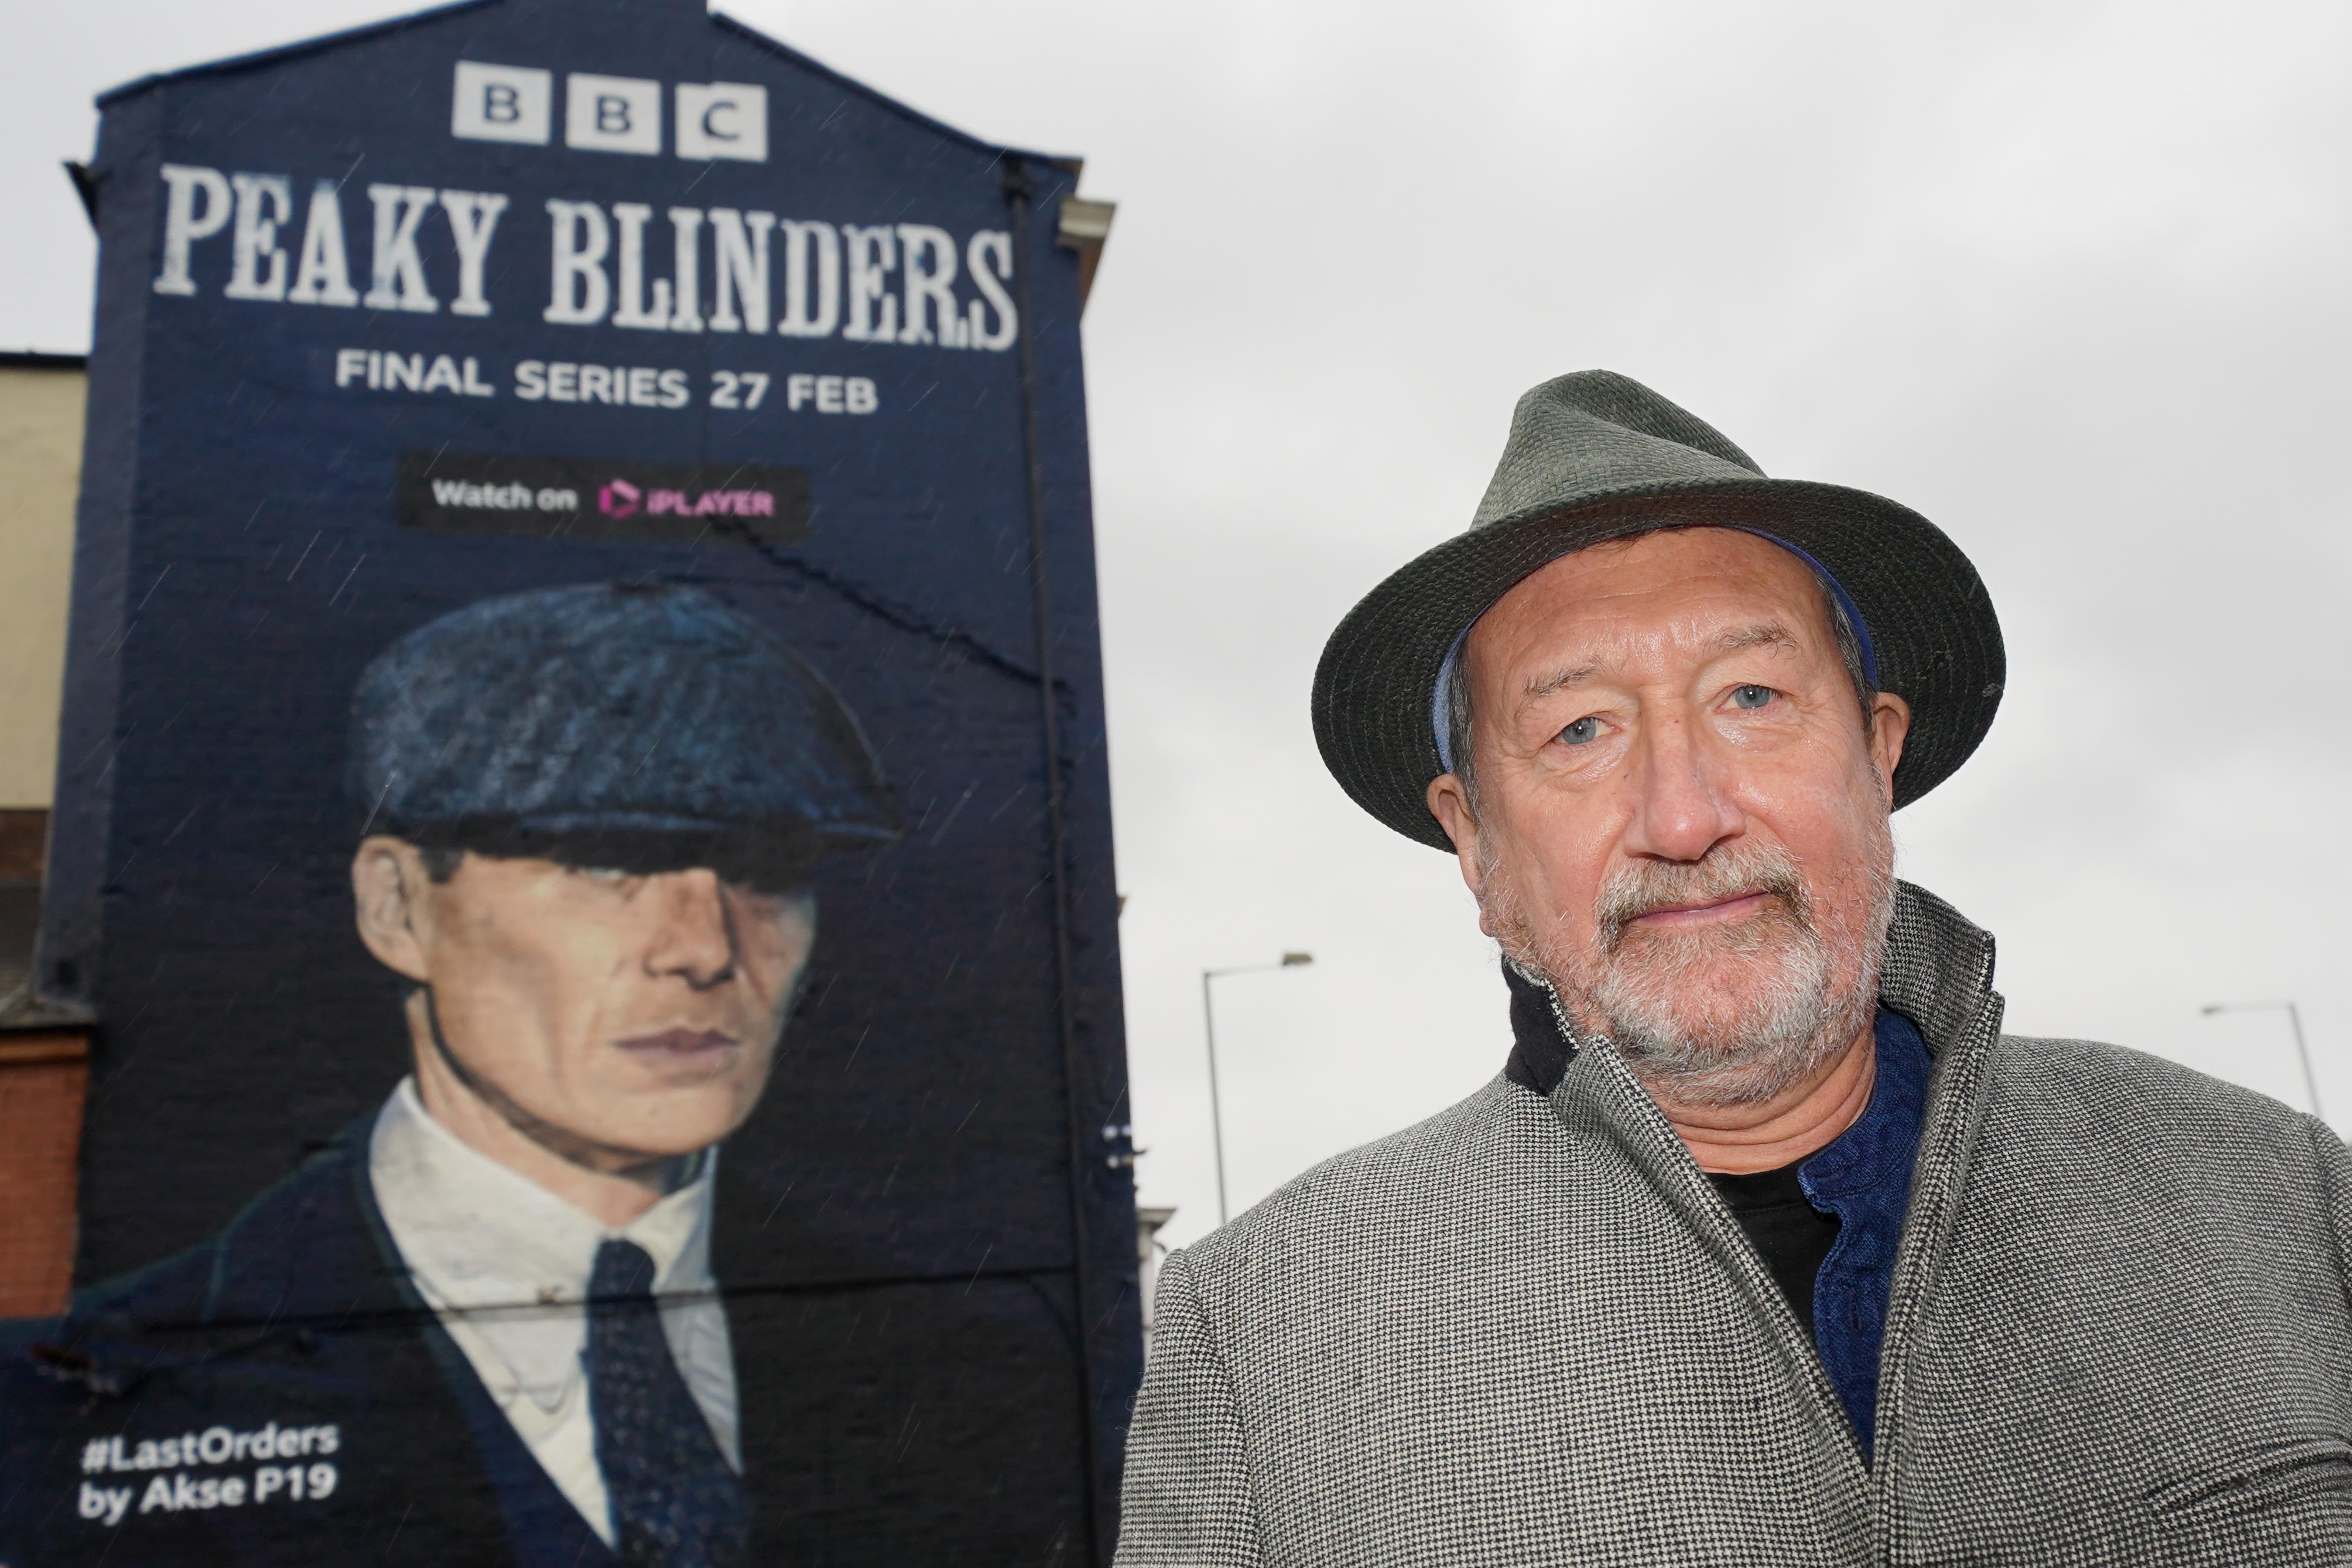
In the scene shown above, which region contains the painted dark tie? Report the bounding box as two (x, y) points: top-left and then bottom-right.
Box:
(586, 1239), (749, 1568)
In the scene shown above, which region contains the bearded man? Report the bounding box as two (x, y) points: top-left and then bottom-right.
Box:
(1114, 372), (2352, 1566)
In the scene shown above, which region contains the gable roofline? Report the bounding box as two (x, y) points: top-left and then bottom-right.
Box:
(91, 0), (1082, 172)
(710, 11), (1079, 172)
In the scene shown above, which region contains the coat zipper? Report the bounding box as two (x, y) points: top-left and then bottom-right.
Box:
(1864, 986), (2004, 1563)
(1539, 978), (1878, 1547)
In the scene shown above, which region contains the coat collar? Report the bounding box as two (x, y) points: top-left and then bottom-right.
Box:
(1505, 879), (2008, 1508)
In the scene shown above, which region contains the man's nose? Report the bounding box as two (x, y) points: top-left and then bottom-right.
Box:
(643, 868), (737, 987)
(1618, 710), (1743, 863)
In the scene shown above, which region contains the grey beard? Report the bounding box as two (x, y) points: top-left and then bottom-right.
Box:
(1480, 831), (1895, 1109)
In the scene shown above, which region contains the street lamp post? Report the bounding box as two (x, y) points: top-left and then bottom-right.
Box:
(2201, 1000), (2320, 1119)
(1201, 952), (1313, 1226)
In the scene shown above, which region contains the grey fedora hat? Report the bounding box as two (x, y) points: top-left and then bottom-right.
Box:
(1313, 370), (2004, 850)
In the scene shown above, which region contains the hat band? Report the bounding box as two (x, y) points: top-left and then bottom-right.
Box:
(1430, 529), (1878, 774)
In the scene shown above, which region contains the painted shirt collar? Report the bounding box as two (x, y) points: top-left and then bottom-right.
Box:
(367, 1077), (718, 1411)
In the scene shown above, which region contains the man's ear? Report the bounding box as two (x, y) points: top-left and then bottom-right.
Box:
(1426, 774), (1483, 895)
(352, 836), (435, 983)
(1869, 691), (1913, 805)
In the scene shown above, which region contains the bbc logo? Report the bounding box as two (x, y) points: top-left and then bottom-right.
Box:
(451, 61), (767, 162)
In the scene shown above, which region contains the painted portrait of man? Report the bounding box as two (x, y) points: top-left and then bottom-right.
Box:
(0, 582), (1095, 1567)
(330, 579), (898, 1564)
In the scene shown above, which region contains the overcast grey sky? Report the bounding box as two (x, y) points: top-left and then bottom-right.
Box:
(9, 0), (2349, 1249)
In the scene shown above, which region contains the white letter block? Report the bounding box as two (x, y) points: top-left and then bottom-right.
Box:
(567, 74), (662, 156)
(452, 62), (551, 145)
(676, 83), (768, 162)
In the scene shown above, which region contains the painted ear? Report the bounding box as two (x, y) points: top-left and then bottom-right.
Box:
(351, 837), (433, 983)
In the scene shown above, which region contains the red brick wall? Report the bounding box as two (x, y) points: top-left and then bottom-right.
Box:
(0, 1033), (88, 1320)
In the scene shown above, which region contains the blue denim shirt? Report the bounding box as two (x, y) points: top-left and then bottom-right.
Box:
(1798, 1010), (1930, 1458)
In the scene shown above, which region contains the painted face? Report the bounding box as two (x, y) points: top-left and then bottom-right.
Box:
(1437, 527), (1908, 1105)
(411, 856), (816, 1163)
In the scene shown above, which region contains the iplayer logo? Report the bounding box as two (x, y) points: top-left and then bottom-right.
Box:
(399, 452), (809, 545)
(597, 477), (642, 518)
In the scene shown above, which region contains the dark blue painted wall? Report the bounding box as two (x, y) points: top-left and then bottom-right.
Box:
(27, 0), (1136, 1559)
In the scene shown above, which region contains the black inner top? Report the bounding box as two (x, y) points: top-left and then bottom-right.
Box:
(1706, 1163), (1840, 1341)
(1501, 960), (1576, 1095)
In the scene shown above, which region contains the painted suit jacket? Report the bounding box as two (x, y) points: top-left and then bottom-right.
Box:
(0, 1119), (1089, 1567)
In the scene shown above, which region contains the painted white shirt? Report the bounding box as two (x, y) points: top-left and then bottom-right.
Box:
(368, 1078), (739, 1546)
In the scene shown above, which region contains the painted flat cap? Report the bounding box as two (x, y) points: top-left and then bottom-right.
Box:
(1314, 370), (2004, 848)
(349, 582), (899, 858)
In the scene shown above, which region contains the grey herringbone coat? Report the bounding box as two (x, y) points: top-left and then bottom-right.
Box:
(1116, 884), (2352, 1565)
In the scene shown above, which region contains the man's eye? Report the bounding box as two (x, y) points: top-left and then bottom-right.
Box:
(575, 865), (630, 883)
(1558, 715), (1603, 746)
(1729, 685), (1775, 710)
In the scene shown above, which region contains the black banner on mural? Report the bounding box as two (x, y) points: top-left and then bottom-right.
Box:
(396, 452), (811, 544)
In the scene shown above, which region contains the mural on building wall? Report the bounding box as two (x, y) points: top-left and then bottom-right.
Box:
(0, 3), (1136, 1564)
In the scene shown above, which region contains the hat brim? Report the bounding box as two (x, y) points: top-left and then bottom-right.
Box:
(1312, 476), (2004, 850)
(381, 812), (899, 892)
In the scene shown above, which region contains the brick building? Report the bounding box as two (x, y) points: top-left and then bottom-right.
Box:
(0, 349), (93, 1319)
